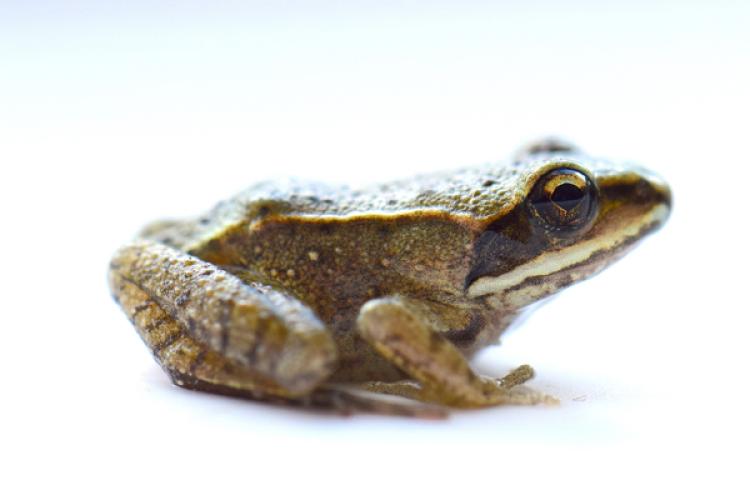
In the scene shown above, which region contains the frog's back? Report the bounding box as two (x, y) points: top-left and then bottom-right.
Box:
(206, 160), (535, 221)
(143, 157), (566, 252)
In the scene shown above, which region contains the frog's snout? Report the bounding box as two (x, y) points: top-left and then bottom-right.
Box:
(644, 170), (672, 213)
(599, 168), (672, 229)
(641, 171), (672, 229)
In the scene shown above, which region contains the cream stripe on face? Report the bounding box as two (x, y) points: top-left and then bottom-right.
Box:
(467, 204), (670, 298)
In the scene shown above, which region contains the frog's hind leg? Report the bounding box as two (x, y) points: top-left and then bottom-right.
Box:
(110, 241), (444, 417)
(109, 240), (338, 400)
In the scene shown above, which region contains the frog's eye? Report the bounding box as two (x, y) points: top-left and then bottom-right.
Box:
(527, 167), (597, 234)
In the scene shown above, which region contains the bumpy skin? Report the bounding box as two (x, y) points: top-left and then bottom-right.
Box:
(110, 143), (671, 415)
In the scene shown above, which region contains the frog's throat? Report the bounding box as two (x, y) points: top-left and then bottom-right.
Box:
(466, 203), (669, 299)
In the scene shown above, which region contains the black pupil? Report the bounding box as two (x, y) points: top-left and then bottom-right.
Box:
(551, 183), (584, 210)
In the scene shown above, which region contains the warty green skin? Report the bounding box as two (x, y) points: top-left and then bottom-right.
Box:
(110, 146), (671, 414)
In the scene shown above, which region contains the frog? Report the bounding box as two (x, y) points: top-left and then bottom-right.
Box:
(109, 140), (671, 416)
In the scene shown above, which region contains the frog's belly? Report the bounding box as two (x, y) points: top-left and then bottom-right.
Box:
(453, 308), (519, 356)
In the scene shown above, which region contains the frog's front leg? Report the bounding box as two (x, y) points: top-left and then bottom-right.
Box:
(357, 296), (556, 408)
(109, 240), (338, 399)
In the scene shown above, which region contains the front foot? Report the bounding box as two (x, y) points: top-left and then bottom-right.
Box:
(362, 365), (557, 408)
(478, 367), (559, 406)
(497, 364), (534, 389)
(357, 296), (557, 408)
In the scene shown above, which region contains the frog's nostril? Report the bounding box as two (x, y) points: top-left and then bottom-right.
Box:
(656, 180), (672, 211)
(643, 172), (672, 213)
(599, 169), (672, 225)
(632, 172), (672, 229)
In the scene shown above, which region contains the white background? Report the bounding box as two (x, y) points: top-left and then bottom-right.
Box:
(2, 1), (748, 498)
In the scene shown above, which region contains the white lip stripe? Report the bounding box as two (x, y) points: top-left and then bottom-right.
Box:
(467, 204), (669, 298)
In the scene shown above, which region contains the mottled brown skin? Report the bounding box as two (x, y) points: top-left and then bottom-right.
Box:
(110, 142), (671, 415)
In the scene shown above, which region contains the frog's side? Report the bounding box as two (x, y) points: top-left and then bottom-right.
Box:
(110, 142), (671, 415)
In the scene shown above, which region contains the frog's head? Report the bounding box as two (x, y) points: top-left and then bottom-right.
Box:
(465, 156), (671, 308)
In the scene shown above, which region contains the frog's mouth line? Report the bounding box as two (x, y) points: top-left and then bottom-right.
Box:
(466, 203), (669, 299)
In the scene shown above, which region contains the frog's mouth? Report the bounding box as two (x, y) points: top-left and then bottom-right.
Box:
(466, 171), (671, 306)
